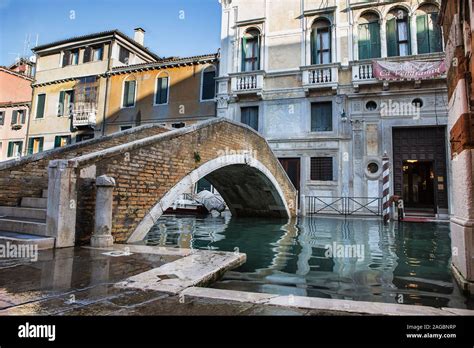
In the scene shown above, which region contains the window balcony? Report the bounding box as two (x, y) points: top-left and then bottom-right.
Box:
(301, 64), (339, 91)
(230, 71), (264, 97)
(72, 109), (97, 128)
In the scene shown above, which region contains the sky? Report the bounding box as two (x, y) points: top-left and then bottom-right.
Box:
(0, 0), (222, 66)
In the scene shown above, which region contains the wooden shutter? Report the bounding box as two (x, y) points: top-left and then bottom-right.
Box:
(311, 30), (316, 64)
(386, 18), (397, 57)
(36, 94), (45, 118)
(7, 142), (13, 157)
(202, 71), (216, 100)
(54, 136), (61, 148)
(17, 142), (22, 155)
(157, 78), (168, 104)
(417, 15), (429, 54)
(0, 112), (4, 125)
(20, 110), (26, 124)
(124, 81), (135, 107)
(406, 17), (412, 55)
(83, 47), (92, 63)
(241, 37), (247, 72)
(38, 138), (44, 153)
(58, 91), (65, 116)
(430, 13), (442, 53)
(369, 21), (381, 58)
(256, 34), (261, 70)
(358, 24), (370, 60)
(62, 51), (70, 67)
(11, 110), (18, 125)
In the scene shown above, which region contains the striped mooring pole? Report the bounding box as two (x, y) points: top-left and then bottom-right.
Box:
(382, 152), (390, 224)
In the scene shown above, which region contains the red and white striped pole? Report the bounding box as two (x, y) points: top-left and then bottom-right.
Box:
(382, 152), (390, 224)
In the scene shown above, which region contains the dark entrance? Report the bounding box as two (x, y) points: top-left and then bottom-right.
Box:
(403, 160), (435, 212)
(393, 127), (448, 215)
(279, 158), (301, 199)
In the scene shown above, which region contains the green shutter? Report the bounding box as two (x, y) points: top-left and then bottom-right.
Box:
(54, 136), (60, 148)
(161, 78), (168, 104)
(11, 110), (18, 125)
(369, 21), (381, 58)
(430, 13), (442, 53)
(36, 94), (45, 118)
(20, 110), (26, 124)
(7, 142), (13, 157)
(127, 81), (135, 106)
(358, 24), (370, 60)
(406, 16), (412, 55)
(27, 138), (33, 154)
(241, 37), (247, 72)
(386, 18), (397, 57)
(256, 34), (261, 70)
(311, 30), (316, 64)
(38, 138), (43, 153)
(18, 141), (22, 155)
(58, 91), (65, 116)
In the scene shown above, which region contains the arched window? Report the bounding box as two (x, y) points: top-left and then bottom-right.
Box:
(311, 18), (332, 65)
(201, 65), (216, 101)
(122, 75), (137, 108)
(416, 4), (442, 54)
(155, 72), (169, 105)
(386, 8), (411, 57)
(358, 12), (381, 59)
(241, 29), (260, 72)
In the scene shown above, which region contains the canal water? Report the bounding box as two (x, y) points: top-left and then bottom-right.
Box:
(143, 214), (472, 309)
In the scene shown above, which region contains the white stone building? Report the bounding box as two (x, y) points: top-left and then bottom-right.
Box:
(217, 0), (450, 218)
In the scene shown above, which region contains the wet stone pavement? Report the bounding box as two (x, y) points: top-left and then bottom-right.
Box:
(0, 247), (342, 316)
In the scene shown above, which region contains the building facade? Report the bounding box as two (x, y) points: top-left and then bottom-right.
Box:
(0, 66), (33, 161)
(26, 29), (159, 154)
(217, 0), (449, 218)
(105, 54), (218, 133)
(440, 0), (474, 294)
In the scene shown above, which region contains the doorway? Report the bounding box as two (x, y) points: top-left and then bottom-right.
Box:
(402, 160), (435, 213)
(278, 158), (301, 199)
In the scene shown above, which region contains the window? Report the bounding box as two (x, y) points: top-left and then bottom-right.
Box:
(201, 67), (216, 101)
(387, 9), (411, 57)
(416, 9), (442, 54)
(83, 47), (93, 63)
(241, 29), (260, 72)
(122, 80), (136, 108)
(0, 111), (4, 125)
(171, 122), (185, 129)
(76, 134), (94, 142)
(62, 50), (79, 66)
(119, 46), (130, 64)
(310, 157), (333, 181)
(36, 94), (46, 118)
(241, 106), (259, 131)
(27, 137), (44, 155)
(58, 90), (75, 116)
(155, 76), (169, 105)
(358, 13), (381, 59)
(7, 141), (22, 158)
(311, 19), (332, 65)
(366, 101), (377, 111)
(54, 135), (71, 148)
(120, 125), (133, 131)
(11, 110), (26, 125)
(311, 102), (332, 132)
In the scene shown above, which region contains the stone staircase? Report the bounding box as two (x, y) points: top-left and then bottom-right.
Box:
(0, 189), (55, 250)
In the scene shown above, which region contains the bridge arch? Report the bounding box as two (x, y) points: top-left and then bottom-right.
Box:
(128, 154), (291, 242)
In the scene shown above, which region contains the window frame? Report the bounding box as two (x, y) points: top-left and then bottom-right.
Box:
(0, 111), (4, 125)
(241, 29), (261, 72)
(54, 135), (71, 149)
(200, 66), (217, 102)
(310, 101), (333, 133)
(36, 94), (46, 119)
(310, 157), (334, 182)
(154, 73), (170, 106)
(240, 105), (259, 132)
(58, 89), (75, 117)
(7, 140), (23, 158)
(121, 79), (137, 109)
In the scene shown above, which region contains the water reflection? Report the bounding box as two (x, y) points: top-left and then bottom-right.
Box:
(145, 215), (472, 309)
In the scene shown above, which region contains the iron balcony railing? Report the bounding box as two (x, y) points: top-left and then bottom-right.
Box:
(306, 196), (383, 217)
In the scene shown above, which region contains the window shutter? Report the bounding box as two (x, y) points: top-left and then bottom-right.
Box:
(36, 94), (45, 118)
(406, 16), (412, 55)
(11, 110), (18, 125)
(241, 37), (247, 72)
(128, 81), (136, 106)
(54, 136), (61, 148)
(62, 51), (70, 67)
(20, 110), (26, 124)
(202, 71), (216, 100)
(358, 24), (370, 60)
(7, 142), (13, 157)
(39, 138), (43, 153)
(430, 13), (442, 53)
(27, 138), (33, 154)
(311, 30), (316, 64)
(58, 91), (65, 116)
(386, 18), (397, 57)
(0, 112), (4, 125)
(158, 78), (168, 104)
(369, 22), (381, 58)
(83, 47), (92, 63)
(18, 141), (22, 155)
(256, 34), (261, 70)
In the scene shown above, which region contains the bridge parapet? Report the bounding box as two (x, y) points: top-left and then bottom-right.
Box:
(46, 118), (298, 246)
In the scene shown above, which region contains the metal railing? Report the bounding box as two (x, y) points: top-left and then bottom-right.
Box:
(306, 196), (383, 217)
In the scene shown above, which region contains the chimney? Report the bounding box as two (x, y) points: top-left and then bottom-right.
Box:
(134, 27), (145, 46)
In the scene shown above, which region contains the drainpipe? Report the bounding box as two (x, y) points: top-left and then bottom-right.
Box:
(102, 40), (114, 136)
(24, 66), (37, 156)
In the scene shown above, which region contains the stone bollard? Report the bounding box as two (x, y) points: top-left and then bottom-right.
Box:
(90, 175), (116, 248)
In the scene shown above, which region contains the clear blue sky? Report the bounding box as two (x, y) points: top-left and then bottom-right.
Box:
(0, 0), (221, 66)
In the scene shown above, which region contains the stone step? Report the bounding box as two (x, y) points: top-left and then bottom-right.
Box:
(0, 231), (54, 250)
(42, 189), (48, 199)
(0, 206), (46, 220)
(0, 217), (46, 235)
(21, 197), (47, 209)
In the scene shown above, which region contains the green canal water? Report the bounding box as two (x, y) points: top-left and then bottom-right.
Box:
(144, 214), (472, 309)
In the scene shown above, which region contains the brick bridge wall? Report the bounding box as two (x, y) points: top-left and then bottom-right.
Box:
(0, 125), (169, 207)
(68, 119), (297, 244)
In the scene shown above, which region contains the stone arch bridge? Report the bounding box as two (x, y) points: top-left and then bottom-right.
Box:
(0, 119), (297, 248)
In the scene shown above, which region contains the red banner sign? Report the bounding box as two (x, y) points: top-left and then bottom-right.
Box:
(372, 60), (447, 81)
